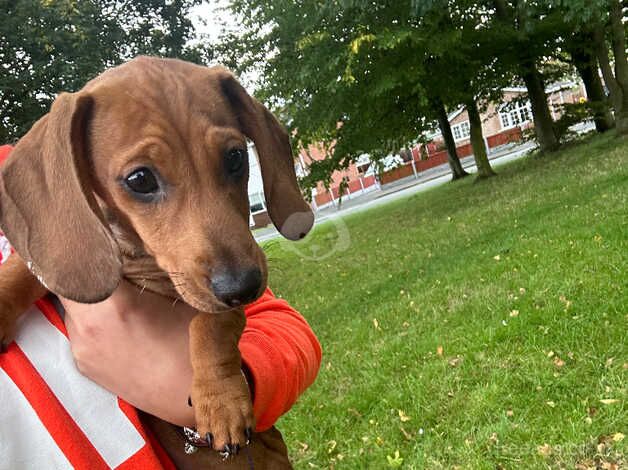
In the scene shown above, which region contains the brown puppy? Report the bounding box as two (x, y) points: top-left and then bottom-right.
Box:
(0, 57), (313, 463)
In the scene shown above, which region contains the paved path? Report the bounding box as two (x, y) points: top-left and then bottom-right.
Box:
(254, 142), (536, 243)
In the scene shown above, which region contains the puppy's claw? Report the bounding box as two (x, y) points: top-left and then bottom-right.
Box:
(220, 444), (239, 458)
(205, 433), (213, 446)
(220, 445), (231, 460)
(245, 427), (253, 444)
(187, 396), (193, 407)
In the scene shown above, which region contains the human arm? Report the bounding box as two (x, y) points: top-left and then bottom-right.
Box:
(61, 281), (321, 431)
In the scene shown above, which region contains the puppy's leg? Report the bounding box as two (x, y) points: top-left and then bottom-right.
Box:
(0, 254), (48, 349)
(188, 310), (255, 454)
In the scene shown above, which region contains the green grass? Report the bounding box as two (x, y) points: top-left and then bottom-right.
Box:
(263, 132), (627, 469)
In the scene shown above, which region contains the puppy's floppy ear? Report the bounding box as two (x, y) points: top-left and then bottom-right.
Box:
(217, 69), (314, 240)
(0, 92), (122, 302)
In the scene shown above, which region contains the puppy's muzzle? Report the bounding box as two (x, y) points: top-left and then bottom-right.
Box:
(210, 267), (262, 307)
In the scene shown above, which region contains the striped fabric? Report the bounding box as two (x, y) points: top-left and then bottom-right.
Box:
(0, 144), (174, 469)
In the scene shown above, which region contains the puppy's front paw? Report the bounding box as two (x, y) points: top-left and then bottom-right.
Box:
(190, 372), (255, 455)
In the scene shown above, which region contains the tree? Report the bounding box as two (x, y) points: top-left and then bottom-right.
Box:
(218, 0), (499, 185)
(550, 0), (628, 135)
(491, 0), (561, 152)
(567, 31), (614, 132)
(433, 97), (469, 180)
(0, 0), (211, 142)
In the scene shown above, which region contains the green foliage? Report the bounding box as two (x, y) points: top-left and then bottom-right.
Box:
(218, 0), (516, 189)
(553, 101), (602, 141)
(0, 0), (211, 142)
(217, 0), (606, 188)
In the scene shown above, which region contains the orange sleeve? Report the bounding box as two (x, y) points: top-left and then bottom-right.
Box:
(0, 144), (13, 164)
(240, 288), (322, 431)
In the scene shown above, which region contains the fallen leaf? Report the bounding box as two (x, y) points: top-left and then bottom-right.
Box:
(546, 401), (556, 408)
(510, 309), (519, 317)
(398, 425), (413, 441)
(347, 408), (362, 417)
(386, 450), (403, 468)
(612, 432), (625, 442)
(327, 440), (337, 454)
(373, 318), (381, 330)
(553, 357), (565, 368)
(506, 409), (514, 417)
(559, 295), (572, 310)
(537, 443), (552, 457)
(600, 399), (619, 405)
(398, 410), (411, 422)
(493, 255), (501, 261)
(436, 345), (444, 356)
(448, 356), (463, 367)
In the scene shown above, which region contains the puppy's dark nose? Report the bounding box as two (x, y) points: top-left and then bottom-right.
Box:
(211, 268), (262, 307)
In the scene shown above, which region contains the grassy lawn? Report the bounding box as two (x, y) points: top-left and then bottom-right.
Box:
(265, 132), (627, 469)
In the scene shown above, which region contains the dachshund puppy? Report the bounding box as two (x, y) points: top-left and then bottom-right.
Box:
(0, 57), (313, 463)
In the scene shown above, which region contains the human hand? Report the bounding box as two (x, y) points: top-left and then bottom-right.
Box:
(62, 280), (198, 427)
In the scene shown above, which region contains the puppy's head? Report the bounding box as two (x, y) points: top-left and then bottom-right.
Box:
(0, 57), (313, 309)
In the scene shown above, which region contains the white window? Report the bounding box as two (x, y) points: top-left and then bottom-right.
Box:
(294, 161), (307, 178)
(500, 101), (532, 129)
(451, 120), (470, 141)
(249, 191), (266, 214)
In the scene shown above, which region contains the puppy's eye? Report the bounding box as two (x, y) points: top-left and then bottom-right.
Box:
(225, 147), (247, 176)
(124, 167), (159, 195)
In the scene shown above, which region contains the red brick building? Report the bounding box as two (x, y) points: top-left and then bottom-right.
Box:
(249, 81), (587, 228)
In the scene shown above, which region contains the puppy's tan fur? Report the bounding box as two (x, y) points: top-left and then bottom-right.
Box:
(0, 57), (313, 467)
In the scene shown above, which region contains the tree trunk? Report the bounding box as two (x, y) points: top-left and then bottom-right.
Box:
(608, 0), (628, 134)
(570, 33), (614, 132)
(465, 98), (496, 179)
(493, 0), (559, 150)
(521, 62), (560, 152)
(434, 98), (469, 180)
(593, 27), (623, 115)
